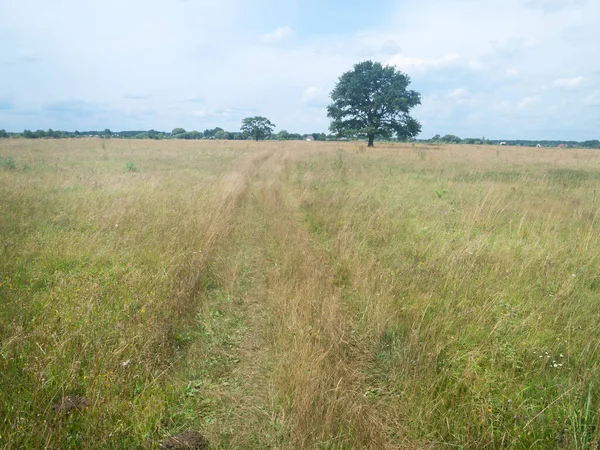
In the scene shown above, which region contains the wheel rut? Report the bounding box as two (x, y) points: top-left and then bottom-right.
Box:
(175, 148), (389, 449)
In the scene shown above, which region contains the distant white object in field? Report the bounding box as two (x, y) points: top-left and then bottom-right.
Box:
(306, 135), (314, 141)
(499, 142), (507, 146)
(536, 144), (542, 148)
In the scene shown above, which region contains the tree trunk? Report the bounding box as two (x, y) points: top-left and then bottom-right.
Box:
(367, 135), (375, 147)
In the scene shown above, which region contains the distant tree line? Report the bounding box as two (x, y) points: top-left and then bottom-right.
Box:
(0, 127), (598, 149)
(424, 134), (600, 149)
(0, 127), (337, 142)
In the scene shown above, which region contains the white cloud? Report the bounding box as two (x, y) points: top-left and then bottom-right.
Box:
(385, 0), (599, 138)
(262, 26), (293, 44)
(448, 88), (469, 98)
(553, 76), (584, 88)
(495, 100), (512, 111)
(468, 60), (486, 70)
(584, 91), (600, 106)
(523, 0), (586, 12)
(193, 108), (212, 118)
(517, 96), (536, 109)
(387, 55), (426, 70)
(388, 53), (460, 72)
(192, 108), (241, 120)
(380, 40), (402, 56)
(302, 87), (328, 107)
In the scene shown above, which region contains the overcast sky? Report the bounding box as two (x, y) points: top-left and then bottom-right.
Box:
(1, 0), (599, 139)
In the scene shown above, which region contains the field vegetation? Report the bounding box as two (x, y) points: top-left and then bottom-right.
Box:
(1, 138), (599, 448)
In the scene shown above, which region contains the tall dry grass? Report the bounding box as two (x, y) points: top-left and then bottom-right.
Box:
(0, 139), (252, 448)
(288, 142), (600, 448)
(1, 138), (599, 448)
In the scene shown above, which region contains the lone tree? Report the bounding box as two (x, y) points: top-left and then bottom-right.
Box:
(241, 116), (275, 141)
(327, 60), (422, 147)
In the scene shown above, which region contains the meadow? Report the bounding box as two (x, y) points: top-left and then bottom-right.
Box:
(1, 138), (599, 449)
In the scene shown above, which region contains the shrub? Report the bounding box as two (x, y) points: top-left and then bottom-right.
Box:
(125, 161), (139, 172)
(0, 155), (16, 171)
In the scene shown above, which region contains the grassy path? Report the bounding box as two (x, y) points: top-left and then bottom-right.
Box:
(170, 149), (284, 447)
(172, 149), (397, 448)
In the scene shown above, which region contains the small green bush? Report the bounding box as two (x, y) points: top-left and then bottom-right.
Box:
(0, 155), (16, 171)
(125, 161), (139, 172)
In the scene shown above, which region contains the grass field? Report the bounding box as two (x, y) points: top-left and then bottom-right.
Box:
(1, 138), (599, 449)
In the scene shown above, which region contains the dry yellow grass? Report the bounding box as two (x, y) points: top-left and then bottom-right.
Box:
(1, 138), (599, 448)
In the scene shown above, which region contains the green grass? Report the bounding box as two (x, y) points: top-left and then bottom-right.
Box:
(291, 145), (600, 448)
(0, 155), (16, 171)
(1, 139), (599, 448)
(125, 160), (139, 172)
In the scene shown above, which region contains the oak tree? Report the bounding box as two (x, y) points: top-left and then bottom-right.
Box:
(327, 60), (421, 147)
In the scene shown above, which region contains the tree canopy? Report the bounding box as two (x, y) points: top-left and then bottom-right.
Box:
(327, 60), (422, 147)
(241, 116), (275, 141)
